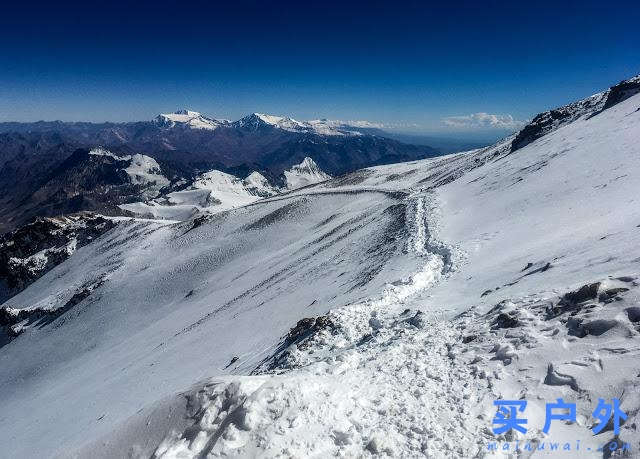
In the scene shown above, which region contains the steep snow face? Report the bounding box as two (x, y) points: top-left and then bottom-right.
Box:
(1, 189), (416, 458)
(192, 169), (278, 204)
(154, 110), (229, 130)
(120, 169), (280, 220)
(284, 157), (332, 189)
(243, 171), (273, 192)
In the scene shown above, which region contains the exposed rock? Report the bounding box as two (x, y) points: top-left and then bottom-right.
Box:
(510, 75), (640, 153)
(625, 307), (640, 323)
(523, 262), (552, 276)
(286, 315), (335, 346)
(0, 275), (106, 346)
(566, 317), (587, 338)
(599, 287), (629, 303)
(511, 93), (607, 152)
(408, 311), (427, 329)
(562, 282), (601, 304)
(493, 312), (520, 329)
(0, 214), (116, 302)
(602, 76), (640, 110)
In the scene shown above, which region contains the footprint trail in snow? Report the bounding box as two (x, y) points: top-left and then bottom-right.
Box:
(153, 192), (492, 458)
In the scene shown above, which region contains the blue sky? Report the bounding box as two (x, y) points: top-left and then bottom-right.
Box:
(1, 0), (638, 137)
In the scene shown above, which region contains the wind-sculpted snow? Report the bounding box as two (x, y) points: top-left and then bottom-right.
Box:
(1, 82), (640, 458)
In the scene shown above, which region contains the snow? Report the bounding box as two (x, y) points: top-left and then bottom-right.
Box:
(89, 146), (130, 160)
(120, 169), (280, 220)
(154, 110), (229, 130)
(306, 118), (369, 136)
(121, 159), (331, 220)
(232, 113), (310, 133)
(283, 157), (332, 190)
(152, 109), (380, 136)
(8, 250), (49, 273)
(1, 84), (640, 457)
(88, 148), (170, 198)
(228, 113), (370, 136)
(124, 154), (170, 198)
(243, 171), (273, 190)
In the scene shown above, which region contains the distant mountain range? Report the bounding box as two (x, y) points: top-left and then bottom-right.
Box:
(0, 112), (438, 233)
(3, 72), (638, 235)
(0, 110), (435, 176)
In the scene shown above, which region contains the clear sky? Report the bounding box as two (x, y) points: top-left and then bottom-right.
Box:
(1, 0), (638, 136)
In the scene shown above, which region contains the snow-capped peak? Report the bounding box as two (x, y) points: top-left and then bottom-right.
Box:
(151, 109), (381, 136)
(232, 113), (308, 132)
(154, 110), (229, 130)
(88, 147), (169, 198)
(284, 157), (331, 189)
(173, 109), (200, 117)
(232, 113), (372, 136)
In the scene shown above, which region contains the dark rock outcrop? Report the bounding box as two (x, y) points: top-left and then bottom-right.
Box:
(510, 75), (640, 153)
(0, 213), (116, 302)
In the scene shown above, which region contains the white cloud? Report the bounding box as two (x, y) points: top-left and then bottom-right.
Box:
(442, 112), (525, 130)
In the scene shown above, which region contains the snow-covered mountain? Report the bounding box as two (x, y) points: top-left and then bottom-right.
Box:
(232, 113), (310, 132)
(284, 156), (332, 189)
(120, 170), (278, 221)
(231, 113), (372, 136)
(0, 147), (173, 234)
(1, 74), (640, 458)
(121, 157), (331, 220)
(88, 147), (170, 198)
(0, 113), (435, 233)
(154, 110), (230, 130)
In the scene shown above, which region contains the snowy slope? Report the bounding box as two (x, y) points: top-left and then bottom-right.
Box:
(121, 158), (331, 220)
(1, 80), (640, 458)
(1, 190), (417, 458)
